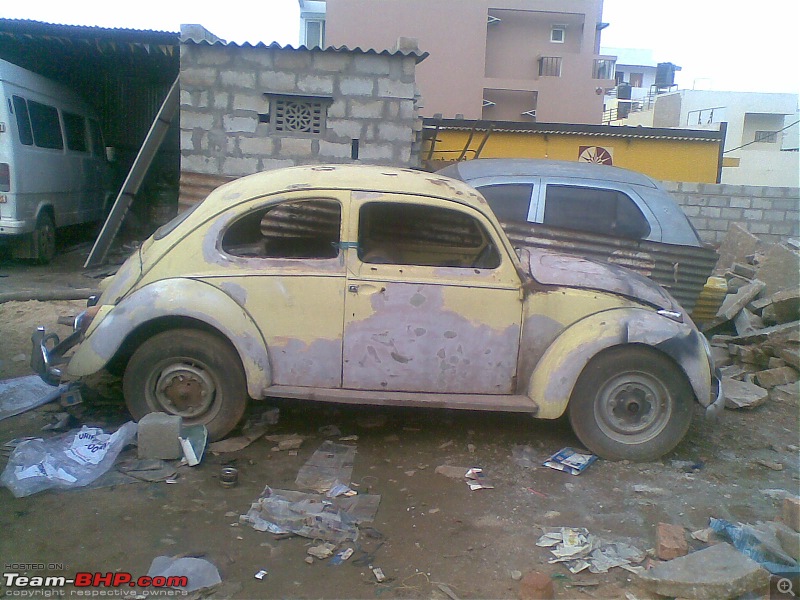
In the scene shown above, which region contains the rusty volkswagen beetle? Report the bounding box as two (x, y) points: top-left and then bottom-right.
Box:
(32, 165), (723, 460)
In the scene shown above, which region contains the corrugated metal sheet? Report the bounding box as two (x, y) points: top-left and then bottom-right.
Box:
(179, 172), (233, 211)
(501, 221), (717, 312)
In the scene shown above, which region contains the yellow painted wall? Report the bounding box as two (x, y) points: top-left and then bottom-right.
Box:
(424, 130), (721, 183)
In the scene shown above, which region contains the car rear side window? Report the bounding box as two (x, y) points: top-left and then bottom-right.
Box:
(222, 199), (341, 259)
(358, 202), (501, 269)
(11, 96), (33, 146)
(27, 100), (63, 150)
(543, 185), (651, 240)
(476, 184), (533, 222)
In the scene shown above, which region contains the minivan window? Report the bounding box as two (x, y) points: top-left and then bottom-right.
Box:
(543, 185), (651, 240)
(88, 119), (105, 157)
(63, 112), (88, 152)
(11, 95), (33, 146)
(476, 183), (534, 222)
(27, 100), (63, 150)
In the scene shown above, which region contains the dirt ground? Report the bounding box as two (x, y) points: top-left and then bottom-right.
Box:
(0, 246), (798, 600)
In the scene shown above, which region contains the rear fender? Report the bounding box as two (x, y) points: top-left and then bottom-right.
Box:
(526, 308), (711, 418)
(67, 278), (272, 398)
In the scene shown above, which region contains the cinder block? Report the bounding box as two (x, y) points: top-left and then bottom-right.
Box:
(138, 412), (182, 460)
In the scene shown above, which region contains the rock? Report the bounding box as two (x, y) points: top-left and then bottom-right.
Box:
(518, 572), (554, 600)
(784, 496), (800, 533)
(710, 346), (732, 368)
(771, 383), (799, 404)
(636, 542), (769, 600)
(773, 521), (800, 561)
(768, 357), (788, 369)
(734, 309), (764, 336)
(714, 224), (760, 276)
(723, 377), (769, 409)
(754, 366), (799, 389)
(769, 288), (800, 323)
(730, 262), (757, 279)
(728, 321), (799, 345)
(778, 347), (800, 369)
(657, 522), (688, 560)
(756, 244), (800, 297)
(715, 280), (766, 323)
(435, 465), (469, 479)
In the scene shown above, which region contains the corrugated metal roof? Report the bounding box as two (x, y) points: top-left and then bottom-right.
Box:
(424, 118), (724, 143)
(0, 18), (179, 42)
(184, 38), (429, 62)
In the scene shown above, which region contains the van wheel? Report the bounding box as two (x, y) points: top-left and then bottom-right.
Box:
(123, 329), (248, 441)
(33, 213), (56, 264)
(568, 346), (693, 462)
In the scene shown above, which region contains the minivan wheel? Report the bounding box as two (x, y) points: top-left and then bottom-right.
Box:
(568, 346), (693, 462)
(123, 329), (248, 441)
(33, 213), (56, 264)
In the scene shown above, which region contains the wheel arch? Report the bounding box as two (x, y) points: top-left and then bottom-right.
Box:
(525, 308), (711, 418)
(67, 278), (273, 398)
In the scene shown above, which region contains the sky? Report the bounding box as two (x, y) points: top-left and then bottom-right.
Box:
(2, 0), (799, 96)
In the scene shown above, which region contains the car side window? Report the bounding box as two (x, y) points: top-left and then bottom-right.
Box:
(11, 96), (33, 146)
(475, 183), (533, 223)
(543, 185), (651, 240)
(63, 112), (89, 152)
(358, 202), (501, 269)
(221, 199), (341, 259)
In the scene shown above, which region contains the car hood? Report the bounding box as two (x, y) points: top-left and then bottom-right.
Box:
(522, 248), (682, 313)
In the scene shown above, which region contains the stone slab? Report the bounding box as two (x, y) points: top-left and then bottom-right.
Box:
(716, 280), (765, 322)
(754, 366), (799, 389)
(657, 522), (688, 560)
(756, 244), (800, 297)
(636, 542), (769, 600)
(723, 377), (769, 409)
(784, 496), (800, 533)
(714, 223), (760, 276)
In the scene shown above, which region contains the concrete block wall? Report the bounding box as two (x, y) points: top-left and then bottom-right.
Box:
(661, 181), (800, 246)
(179, 41), (422, 182)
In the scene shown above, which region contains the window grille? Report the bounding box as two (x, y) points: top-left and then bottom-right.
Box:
(272, 97), (326, 135)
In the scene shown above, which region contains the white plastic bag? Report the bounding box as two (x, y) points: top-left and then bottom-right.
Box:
(1, 422), (137, 497)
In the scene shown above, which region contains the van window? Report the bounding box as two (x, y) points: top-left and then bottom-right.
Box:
(88, 119), (105, 157)
(27, 100), (63, 150)
(11, 96), (33, 146)
(63, 112), (88, 152)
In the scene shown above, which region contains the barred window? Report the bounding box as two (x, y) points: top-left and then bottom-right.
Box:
(270, 96), (328, 135)
(538, 56), (562, 77)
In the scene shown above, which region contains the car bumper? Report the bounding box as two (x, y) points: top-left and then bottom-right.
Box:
(705, 370), (725, 420)
(30, 326), (83, 386)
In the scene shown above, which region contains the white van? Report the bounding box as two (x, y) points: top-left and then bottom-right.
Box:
(0, 58), (113, 262)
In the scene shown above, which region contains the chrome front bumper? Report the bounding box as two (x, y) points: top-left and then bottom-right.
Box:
(30, 326), (82, 386)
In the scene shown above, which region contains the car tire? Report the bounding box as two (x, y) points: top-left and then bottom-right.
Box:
(33, 212), (56, 264)
(568, 346), (693, 462)
(123, 329), (248, 441)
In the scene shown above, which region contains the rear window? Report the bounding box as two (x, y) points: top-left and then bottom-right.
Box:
(27, 100), (63, 150)
(543, 185), (650, 240)
(11, 96), (33, 146)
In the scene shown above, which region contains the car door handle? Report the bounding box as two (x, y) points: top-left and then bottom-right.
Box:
(348, 284), (385, 295)
(348, 284), (359, 293)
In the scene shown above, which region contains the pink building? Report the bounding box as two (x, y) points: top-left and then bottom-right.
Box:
(301, 0), (616, 124)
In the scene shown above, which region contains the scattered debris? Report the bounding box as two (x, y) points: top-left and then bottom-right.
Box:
(0, 375), (70, 422)
(329, 547), (354, 565)
(636, 542), (770, 600)
(1, 422), (137, 497)
(179, 424), (207, 466)
(437, 582), (461, 600)
(208, 426), (267, 454)
(518, 571), (554, 600)
(295, 441), (356, 493)
(307, 542), (337, 559)
(146, 556), (221, 593)
(709, 517), (799, 574)
(372, 567), (387, 582)
(265, 433), (305, 452)
(543, 448), (597, 475)
(753, 458), (784, 471)
(657, 522), (688, 560)
(536, 527), (645, 574)
(254, 569), (268, 580)
(435, 465), (470, 479)
(784, 496), (800, 532)
(721, 378), (769, 409)
(318, 424), (341, 437)
(465, 467), (494, 490)
(220, 466), (238, 488)
(116, 458), (177, 483)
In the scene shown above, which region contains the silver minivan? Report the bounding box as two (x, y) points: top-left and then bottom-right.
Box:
(0, 58), (113, 262)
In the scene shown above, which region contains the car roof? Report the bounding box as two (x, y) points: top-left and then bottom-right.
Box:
(200, 164), (490, 215)
(438, 158), (661, 189)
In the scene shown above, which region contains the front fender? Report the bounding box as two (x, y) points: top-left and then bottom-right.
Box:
(526, 308), (711, 419)
(67, 278), (272, 398)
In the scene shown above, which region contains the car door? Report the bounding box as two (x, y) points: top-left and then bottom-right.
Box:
(342, 192), (523, 394)
(210, 192), (348, 388)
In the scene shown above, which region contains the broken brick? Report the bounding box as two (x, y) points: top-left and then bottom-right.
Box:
(657, 522), (688, 560)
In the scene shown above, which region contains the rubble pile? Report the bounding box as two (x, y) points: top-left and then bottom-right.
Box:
(702, 226), (799, 409)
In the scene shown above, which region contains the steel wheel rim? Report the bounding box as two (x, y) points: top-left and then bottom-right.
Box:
(594, 371), (672, 444)
(145, 359), (221, 420)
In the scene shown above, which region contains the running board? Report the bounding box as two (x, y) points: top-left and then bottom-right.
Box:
(264, 386), (539, 414)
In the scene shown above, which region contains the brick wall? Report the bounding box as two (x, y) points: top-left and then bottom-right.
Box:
(661, 181), (800, 246)
(179, 36), (423, 204)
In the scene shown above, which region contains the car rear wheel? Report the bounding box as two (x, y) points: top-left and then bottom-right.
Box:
(33, 212), (56, 264)
(568, 346), (693, 461)
(123, 329), (248, 441)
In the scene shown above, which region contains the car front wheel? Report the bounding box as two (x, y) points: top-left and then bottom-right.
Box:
(568, 346), (693, 461)
(123, 329), (248, 441)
